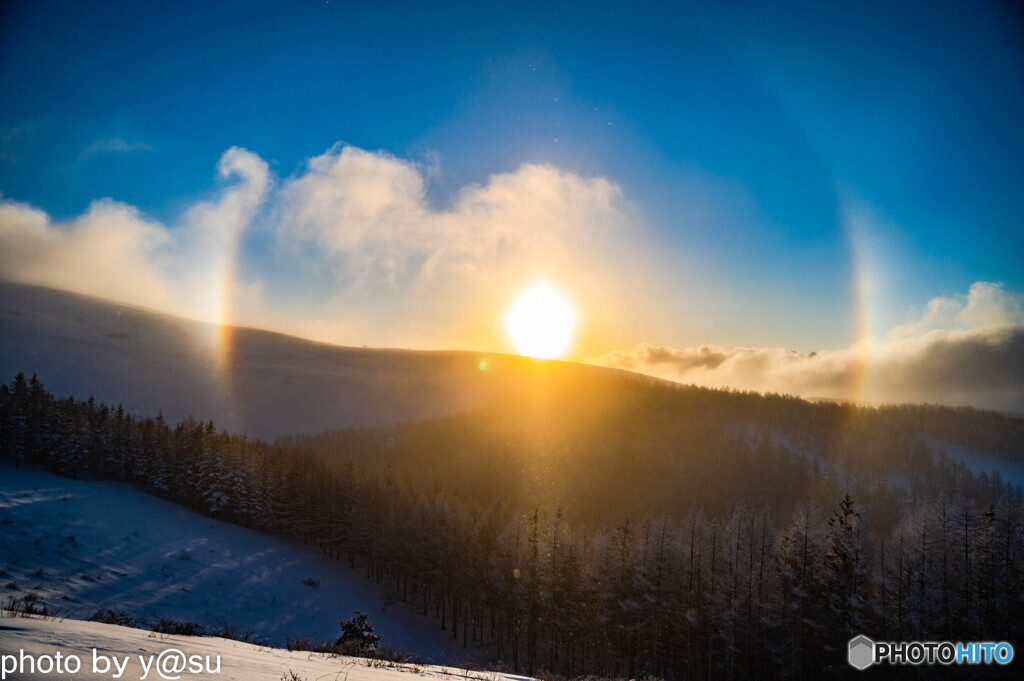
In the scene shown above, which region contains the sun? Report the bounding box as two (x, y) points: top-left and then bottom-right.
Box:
(506, 282), (576, 359)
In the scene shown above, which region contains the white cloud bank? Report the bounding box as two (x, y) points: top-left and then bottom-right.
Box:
(276, 145), (626, 291)
(0, 147), (269, 324)
(0, 144), (636, 352)
(592, 282), (1024, 412)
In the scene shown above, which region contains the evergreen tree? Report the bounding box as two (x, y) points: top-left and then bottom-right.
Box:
(777, 501), (825, 679)
(823, 494), (873, 669)
(336, 610), (382, 654)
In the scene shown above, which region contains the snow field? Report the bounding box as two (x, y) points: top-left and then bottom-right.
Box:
(0, 462), (471, 664)
(1, 616), (526, 681)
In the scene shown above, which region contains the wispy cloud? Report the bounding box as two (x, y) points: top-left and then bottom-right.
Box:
(591, 282), (1024, 412)
(0, 122), (37, 164)
(80, 137), (153, 160)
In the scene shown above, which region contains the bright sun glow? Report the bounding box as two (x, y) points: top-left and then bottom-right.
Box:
(506, 282), (575, 359)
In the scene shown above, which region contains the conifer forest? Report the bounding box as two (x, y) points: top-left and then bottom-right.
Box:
(2, 371), (1022, 679)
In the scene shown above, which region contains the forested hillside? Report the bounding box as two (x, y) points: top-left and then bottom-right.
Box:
(289, 373), (1024, 528)
(2, 371), (1022, 679)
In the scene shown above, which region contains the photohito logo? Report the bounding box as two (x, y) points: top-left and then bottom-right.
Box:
(848, 635), (875, 670)
(848, 635), (1014, 669)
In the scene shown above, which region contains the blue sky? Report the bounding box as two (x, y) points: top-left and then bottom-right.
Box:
(1, 0), (1022, 406)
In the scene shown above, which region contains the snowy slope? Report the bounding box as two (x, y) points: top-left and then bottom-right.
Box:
(0, 462), (473, 663)
(0, 281), (612, 439)
(928, 438), (1024, 488)
(1, 616), (518, 681)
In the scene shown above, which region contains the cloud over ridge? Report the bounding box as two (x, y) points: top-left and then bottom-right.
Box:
(592, 282), (1024, 412)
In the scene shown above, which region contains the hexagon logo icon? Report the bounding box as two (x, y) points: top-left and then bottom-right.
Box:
(848, 635), (875, 670)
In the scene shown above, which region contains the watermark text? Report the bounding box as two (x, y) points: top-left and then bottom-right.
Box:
(849, 635), (1014, 670)
(1, 647), (221, 680)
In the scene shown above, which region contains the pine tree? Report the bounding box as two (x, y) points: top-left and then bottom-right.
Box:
(823, 494), (873, 669)
(336, 610), (382, 654)
(777, 500), (825, 679)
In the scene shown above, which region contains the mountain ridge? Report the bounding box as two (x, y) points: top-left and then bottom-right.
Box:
(0, 281), (618, 439)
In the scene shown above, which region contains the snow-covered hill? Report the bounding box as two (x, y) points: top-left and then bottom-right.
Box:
(0, 281), (608, 439)
(0, 462), (472, 663)
(1, 616), (516, 681)
(929, 438), (1024, 488)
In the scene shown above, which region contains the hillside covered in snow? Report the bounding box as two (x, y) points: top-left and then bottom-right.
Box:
(1, 616), (511, 681)
(0, 461), (470, 664)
